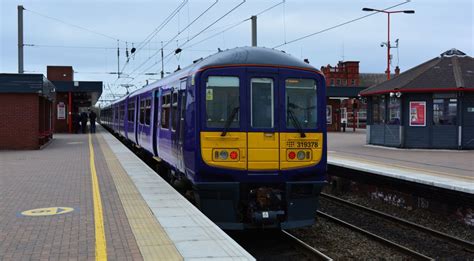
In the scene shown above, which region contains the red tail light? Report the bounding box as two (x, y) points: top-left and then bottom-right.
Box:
(230, 151), (238, 160)
(288, 151), (296, 159)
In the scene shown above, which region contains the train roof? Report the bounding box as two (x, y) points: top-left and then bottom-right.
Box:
(109, 47), (320, 105)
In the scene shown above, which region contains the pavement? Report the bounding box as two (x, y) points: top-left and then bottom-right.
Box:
(327, 129), (474, 193)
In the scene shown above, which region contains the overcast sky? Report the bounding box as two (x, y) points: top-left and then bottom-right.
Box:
(1, 0), (472, 100)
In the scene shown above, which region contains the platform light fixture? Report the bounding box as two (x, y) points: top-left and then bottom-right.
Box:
(362, 7), (415, 80)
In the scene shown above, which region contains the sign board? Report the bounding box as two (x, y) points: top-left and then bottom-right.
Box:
(326, 105), (332, 124)
(409, 101), (426, 126)
(57, 102), (66, 120)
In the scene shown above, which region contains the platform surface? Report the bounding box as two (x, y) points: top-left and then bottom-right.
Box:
(328, 130), (474, 194)
(0, 126), (254, 260)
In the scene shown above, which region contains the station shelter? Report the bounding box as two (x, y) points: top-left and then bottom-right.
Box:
(0, 66), (102, 150)
(47, 66), (102, 133)
(360, 49), (474, 150)
(0, 73), (55, 149)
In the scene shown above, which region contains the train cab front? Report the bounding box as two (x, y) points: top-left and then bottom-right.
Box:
(194, 65), (327, 230)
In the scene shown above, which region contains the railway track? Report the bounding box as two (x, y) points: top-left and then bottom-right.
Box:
(317, 211), (433, 260)
(228, 230), (332, 260)
(319, 193), (474, 259)
(281, 230), (333, 261)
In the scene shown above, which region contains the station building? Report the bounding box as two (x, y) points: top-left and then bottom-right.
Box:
(0, 74), (55, 149)
(0, 66), (102, 150)
(361, 49), (474, 149)
(322, 61), (390, 131)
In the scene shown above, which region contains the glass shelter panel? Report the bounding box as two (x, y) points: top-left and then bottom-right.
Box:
(433, 98), (457, 125)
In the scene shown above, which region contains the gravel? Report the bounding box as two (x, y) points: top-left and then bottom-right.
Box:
(289, 218), (407, 260)
(333, 191), (474, 243)
(317, 195), (474, 259)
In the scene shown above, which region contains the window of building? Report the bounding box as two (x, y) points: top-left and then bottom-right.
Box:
(205, 76), (240, 128)
(128, 101), (135, 122)
(388, 97), (401, 124)
(330, 79), (335, 86)
(433, 98), (457, 125)
(372, 95), (386, 124)
(161, 94), (170, 129)
(342, 79), (347, 86)
(336, 79), (341, 86)
(351, 79), (356, 86)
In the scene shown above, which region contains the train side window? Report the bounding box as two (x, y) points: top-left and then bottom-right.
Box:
(161, 94), (170, 129)
(145, 99), (151, 125)
(128, 101), (135, 122)
(171, 92), (178, 131)
(139, 99), (145, 124)
(119, 104), (125, 123)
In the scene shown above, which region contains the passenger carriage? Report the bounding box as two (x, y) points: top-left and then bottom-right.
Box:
(101, 47), (327, 229)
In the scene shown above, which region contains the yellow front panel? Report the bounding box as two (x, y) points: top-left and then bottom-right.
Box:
(280, 132), (323, 170)
(248, 132), (279, 171)
(201, 132), (247, 170)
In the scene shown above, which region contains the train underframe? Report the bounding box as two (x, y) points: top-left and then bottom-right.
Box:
(193, 180), (325, 230)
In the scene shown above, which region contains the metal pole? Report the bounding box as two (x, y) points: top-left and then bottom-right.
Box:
(18, 5), (24, 74)
(251, 15), (257, 47)
(386, 13), (391, 80)
(117, 40), (120, 79)
(161, 42), (164, 79)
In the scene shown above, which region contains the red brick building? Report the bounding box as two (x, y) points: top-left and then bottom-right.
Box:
(0, 67), (102, 150)
(0, 74), (55, 149)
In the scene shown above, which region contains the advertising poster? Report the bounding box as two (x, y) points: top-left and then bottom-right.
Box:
(57, 102), (66, 120)
(326, 105), (332, 125)
(409, 101), (426, 126)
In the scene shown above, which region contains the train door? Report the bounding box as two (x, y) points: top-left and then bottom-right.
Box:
(175, 79), (187, 172)
(153, 89), (160, 156)
(246, 70), (280, 171)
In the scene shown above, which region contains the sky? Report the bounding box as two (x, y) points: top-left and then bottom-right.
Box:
(1, 0), (473, 101)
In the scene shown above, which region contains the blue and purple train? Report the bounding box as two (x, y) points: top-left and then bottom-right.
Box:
(101, 47), (327, 229)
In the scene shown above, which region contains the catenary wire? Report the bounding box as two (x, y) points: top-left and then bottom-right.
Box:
(273, 0), (411, 48)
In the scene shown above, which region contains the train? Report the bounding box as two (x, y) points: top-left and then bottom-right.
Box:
(101, 47), (327, 229)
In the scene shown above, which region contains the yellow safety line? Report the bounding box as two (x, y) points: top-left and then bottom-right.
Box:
(89, 134), (107, 261)
(330, 153), (474, 181)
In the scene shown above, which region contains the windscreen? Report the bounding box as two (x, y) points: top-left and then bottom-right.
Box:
(205, 76), (240, 128)
(285, 78), (317, 129)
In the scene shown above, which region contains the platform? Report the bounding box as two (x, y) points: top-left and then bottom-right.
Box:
(0, 126), (254, 260)
(328, 130), (474, 194)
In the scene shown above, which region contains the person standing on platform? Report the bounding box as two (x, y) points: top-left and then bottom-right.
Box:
(80, 111), (88, 133)
(89, 109), (97, 133)
(72, 113), (80, 134)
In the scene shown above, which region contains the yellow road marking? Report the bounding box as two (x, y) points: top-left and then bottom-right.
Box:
(21, 207), (74, 216)
(330, 154), (474, 181)
(89, 134), (107, 261)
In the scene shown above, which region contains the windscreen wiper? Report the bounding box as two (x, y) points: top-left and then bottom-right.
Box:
(287, 106), (306, 138)
(221, 106), (240, 137)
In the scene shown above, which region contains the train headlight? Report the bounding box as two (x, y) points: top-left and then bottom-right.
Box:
(219, 150), (228, 160)
(297, 151), (306, 160)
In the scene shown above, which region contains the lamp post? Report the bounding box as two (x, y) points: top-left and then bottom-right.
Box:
(362, 7), (414, 80)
